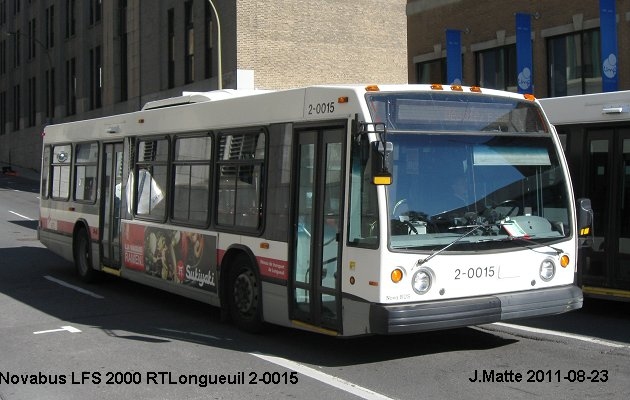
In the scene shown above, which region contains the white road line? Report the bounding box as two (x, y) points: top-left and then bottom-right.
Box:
(44, 275), (104, 299)
(34, 326), (82, 335)
(9, 210), (35, 221)
(251, 352), (395, 400)
(490, 322), (630, 349)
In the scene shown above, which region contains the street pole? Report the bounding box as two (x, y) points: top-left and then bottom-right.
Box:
(207, 0), (222, 90)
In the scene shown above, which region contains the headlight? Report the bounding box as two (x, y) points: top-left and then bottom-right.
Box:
(411, 268), (433, 294)
(539, 259), (556, 282)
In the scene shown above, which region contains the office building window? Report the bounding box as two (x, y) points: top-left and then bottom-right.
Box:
(66, 58), (76, 116)
(27, 77), (35, 127)
(0, 1), (6, 25)
(547, 29), (601, 97)
(167, 8), (175, 88)
(185, 1), (194, 84)
(13, 0), (19, 15)
(0, 39), (5, 75)
(46, 5), (54, 48)
(46, 68), (55, 120)
(11, 29), (20, 67)
(65, 0), (76, 38)
(28, 18), (36, 60)
(89, 0), (102, 25)
(475, 45), (517, 92)
(415, 58), (446, 84)
(89, 46), (102, 110)
(0, 91), (6, 135)
(205, 1), (213, 79)
(118, 0), (128, 101)
(12, 84), (19, 131)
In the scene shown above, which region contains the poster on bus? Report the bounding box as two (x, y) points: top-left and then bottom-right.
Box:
(122, 222), (217, 293)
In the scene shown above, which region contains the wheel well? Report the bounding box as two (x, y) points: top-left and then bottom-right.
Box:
(218, 246), (260, 317)
(72, 220), (90, 256)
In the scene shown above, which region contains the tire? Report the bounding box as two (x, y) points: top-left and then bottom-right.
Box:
(228, 254), (263, 333)
(74, 228), (97, 283)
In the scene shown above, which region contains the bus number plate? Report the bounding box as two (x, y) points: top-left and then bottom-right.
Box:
(454, 266), (496, 280)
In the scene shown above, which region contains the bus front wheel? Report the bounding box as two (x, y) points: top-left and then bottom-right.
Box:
(228, 255), (263, 333)
(74, 228), (97, 283)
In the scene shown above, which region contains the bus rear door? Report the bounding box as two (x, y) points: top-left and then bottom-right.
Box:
(101, 142), (124, 269)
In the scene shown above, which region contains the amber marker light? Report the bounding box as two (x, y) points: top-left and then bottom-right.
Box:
(450, 84), (463, 91)
(391, 268), (403, 283)
(560, 254), (570, 268)
(365, 85), (380, 92)
(337, 96), (349, 103)
(430, 83), (443, 90)
(523, 93), (536, 101)
(470, 86), (482, 93)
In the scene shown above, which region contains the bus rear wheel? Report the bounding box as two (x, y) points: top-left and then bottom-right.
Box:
(228, 255), (263, 332)
(74, 228), (97, 283)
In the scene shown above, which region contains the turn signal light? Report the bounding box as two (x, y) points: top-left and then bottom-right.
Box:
(391, 268), (403, 283)
(560, 254), (570, 268)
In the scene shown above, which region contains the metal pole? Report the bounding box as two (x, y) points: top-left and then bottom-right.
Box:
(207, 0), (222, 90)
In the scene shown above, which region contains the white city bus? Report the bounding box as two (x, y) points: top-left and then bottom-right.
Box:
(39, 84), (592, 336)
(541, 91), (630, 301)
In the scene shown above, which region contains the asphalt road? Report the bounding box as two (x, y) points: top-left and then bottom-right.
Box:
(1, 173), (629, 400)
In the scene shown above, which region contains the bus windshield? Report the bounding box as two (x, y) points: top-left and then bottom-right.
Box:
(366, 92), (570, 251)
(386, 133), (571, 250)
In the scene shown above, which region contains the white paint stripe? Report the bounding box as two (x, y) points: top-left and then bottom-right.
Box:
(34, 326), (82, 335)
(251, 352), (395, 400)
(490, 322), (630, 349)
(44, 275), (104, 299)
(9, 210), (35, 221)
(158, 327), (231, 341)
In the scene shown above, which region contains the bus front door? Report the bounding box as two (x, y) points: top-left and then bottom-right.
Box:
(101, 142), (124, 269)
(291, 126), (345, 333)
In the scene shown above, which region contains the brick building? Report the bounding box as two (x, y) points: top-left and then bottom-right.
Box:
(0, 0), (407, 171)
(407, 0), (630, 96)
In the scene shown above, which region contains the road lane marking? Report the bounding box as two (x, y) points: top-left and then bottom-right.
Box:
(9, 210), (35, 221)
(251, 352), (395, 400)
(34, 326), (82, 335)
(489, 322), (630, 349)
(44, 275), (104, 299)
(157, 328), (232, 341)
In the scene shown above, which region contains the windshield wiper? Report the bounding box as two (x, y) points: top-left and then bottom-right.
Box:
(417, 224), (487, 266)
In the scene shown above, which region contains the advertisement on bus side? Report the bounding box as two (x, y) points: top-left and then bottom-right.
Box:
(122, 222), (217, 293)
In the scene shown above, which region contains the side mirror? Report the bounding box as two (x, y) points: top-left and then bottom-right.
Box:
(371, 141), (393, 185)
(576, 198), (593, 248)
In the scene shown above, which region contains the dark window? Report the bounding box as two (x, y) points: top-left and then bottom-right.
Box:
(74, 142), (98, 202)
(135, 138), (169, 220)
(172, 135), (212, 225)
(65, 0), (75, 38)
(66, 58), (76, 115)
(118, 0), (127, 101)
(184, 1), (194, 84)
(46, 5), (54, 48)
(27, 76), (35, 127)
(167, 8), (175, 88)
(51, 144), (72, 200)
(216, 130), (266, 229)
(476, 45), (517, 91)
(89, 46), (102, 109)
(547, 29), (601, 96)
(416, 58), (446, 84)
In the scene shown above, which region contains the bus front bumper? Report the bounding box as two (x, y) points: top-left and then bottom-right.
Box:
(369, 285), (583, 335)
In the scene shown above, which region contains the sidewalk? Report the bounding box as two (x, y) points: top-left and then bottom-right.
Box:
(0, 162), (41, 182)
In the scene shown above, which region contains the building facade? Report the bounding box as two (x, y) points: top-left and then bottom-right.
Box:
(1, 0), (407, 171)
(407, 0), (630, 96)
